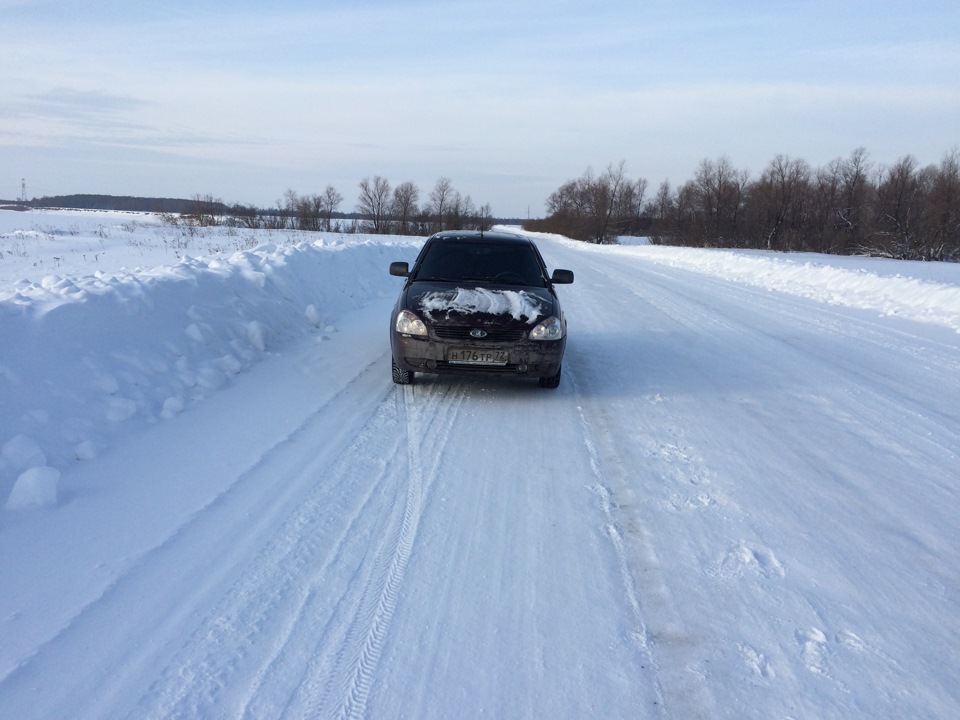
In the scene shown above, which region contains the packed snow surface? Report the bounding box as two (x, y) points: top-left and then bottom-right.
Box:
(1, 210), (959, 718)
(419, 287), (547, 323)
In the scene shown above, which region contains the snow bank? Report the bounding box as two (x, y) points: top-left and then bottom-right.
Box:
(627, 246), (960, 331)
(0, 215), (422, 501)
(511, 227), (960, 334)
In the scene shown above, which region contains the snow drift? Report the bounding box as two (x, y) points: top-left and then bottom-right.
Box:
(0, 214), (422, 501)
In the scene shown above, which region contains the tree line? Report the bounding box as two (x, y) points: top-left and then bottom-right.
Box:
(20, 178), (492, 237)
(220, 176), (492, 235)
(526, 148), (960, 261)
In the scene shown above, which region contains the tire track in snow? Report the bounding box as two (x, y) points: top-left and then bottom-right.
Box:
(328, 383), (429, 719)
(567, 372), (665, 715)
(231, 413), (412, 719)
(549, 243), (722, 719)
(569, 366), (719, 720)
(286, 379), (465, 719)
(135, 373), (467, 719)
(122, 362), (407, 719)
(233, 399), (414, 719)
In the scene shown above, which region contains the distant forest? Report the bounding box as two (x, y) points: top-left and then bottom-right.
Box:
(528, 148), (960, 262)
(4, 194), (229, 215)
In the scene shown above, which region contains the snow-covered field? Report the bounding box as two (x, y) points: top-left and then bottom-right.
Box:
(1, 209), (958, 718)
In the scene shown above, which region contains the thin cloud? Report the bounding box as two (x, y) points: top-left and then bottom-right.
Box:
(4, 88), (149, 129)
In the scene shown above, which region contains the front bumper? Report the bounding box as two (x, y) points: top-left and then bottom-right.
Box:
(392, 332), (565, 378)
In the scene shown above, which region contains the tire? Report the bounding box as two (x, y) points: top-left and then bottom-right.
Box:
(392, 358), (413, 385)
(539, 365), (561, 389)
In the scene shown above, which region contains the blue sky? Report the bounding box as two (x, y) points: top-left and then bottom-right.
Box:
(2, 0), (958, 218)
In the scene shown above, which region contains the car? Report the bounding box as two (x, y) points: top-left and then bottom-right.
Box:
(389, 230), (574, 389)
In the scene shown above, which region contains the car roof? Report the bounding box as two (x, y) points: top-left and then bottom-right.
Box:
(427, 230), (532, 245)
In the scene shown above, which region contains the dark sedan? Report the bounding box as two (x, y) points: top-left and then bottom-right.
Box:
(389, 230), (574, 388)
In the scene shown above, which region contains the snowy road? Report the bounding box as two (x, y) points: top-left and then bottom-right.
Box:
(2, 223), (959, 718)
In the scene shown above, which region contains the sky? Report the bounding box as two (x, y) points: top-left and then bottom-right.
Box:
(1, 0), (958, 218)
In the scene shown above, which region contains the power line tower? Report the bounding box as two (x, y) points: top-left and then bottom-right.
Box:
(21, 178), (26, 204)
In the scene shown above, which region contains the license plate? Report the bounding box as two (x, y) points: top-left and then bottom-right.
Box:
(448, 348), (509, 365)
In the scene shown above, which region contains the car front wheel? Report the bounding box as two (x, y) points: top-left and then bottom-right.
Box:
(392, 358), (413, 385)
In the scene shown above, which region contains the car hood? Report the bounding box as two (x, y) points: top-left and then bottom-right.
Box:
(405, 282), (555, 327)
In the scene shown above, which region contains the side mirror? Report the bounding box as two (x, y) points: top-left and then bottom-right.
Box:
(390, 261), (410, 277)
(551, 269), (574, 284)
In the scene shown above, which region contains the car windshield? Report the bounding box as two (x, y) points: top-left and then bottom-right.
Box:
(413, 241), (546, 287)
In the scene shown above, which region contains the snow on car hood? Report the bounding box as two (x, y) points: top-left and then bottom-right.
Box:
(417, 287), (549, 324)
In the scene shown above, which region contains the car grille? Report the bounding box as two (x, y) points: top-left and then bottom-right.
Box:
(433, 326), (526, 343)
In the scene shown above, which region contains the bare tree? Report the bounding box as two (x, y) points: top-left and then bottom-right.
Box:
(357, 175), (392, 233)
(447, 190), (466, 230)
(649, 179), (673, 230)
(626, 177), (649, 221)
(477, 202), (493, 231)
(673, 181), (697, 245)
(282, 189), (300, 229)
(428, 177), (454, 232)
(872, 155), (925, 258)
(185, 193), (223, 227)
(229, 203), (261, 229)
(688, 156), (749, 246)
(837, 147), (872, 253)
(535, 162), (652, 242)
(390, 181), (420, 235)
(753, 155), (811, 251)
(925, 148), (960, 260)
(320, 185), (343, 231)
(587, 161), (627, 243)
(809, 159), (844, 253)
(293, 191), (323, 231)
(546, 179), (583, 218)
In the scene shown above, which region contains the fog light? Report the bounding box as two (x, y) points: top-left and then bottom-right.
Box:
(517, 364), (528, 373)
(426, 359), (437, 370)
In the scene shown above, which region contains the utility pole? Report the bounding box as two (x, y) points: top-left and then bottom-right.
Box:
(21, 178), (26, 205)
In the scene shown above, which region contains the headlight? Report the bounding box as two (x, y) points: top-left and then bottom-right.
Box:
(395, 309), (427, 336)
(528, 316), (564, 341)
